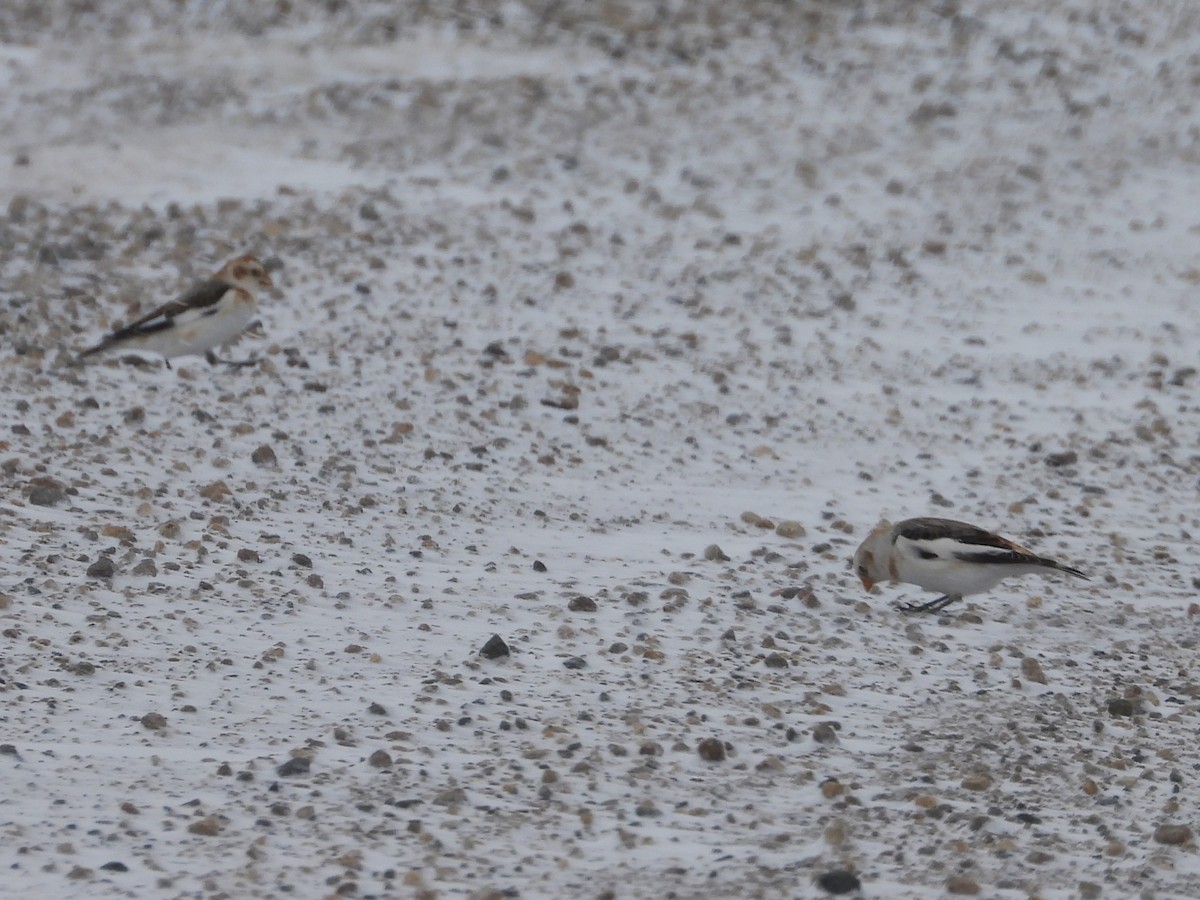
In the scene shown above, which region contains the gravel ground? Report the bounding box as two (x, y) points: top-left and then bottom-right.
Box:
(3, 2), (1200, 898)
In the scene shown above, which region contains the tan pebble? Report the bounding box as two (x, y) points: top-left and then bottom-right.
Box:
(914, 795), (937, 809)
(1153, 824), (1192, 845)
(140, 712), (167, 731)
(820, 779), (844, 799)
(1021, 656), (1048, 684)
(198, 480), (231, 501)
(697, 738), (726, 762)
(775, 520), (806, 538)
(946, 875), (981, 895)
(824, 820), (847, 846)
(961, 774), (992, 791)
(187, 816), (221, 836)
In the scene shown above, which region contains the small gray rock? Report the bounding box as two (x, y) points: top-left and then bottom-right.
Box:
(87, 557), (116, 579)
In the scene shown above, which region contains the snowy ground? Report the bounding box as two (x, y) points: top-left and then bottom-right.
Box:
(3, 1), (1200, 897)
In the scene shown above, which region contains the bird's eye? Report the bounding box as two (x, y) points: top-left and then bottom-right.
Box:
(856, 565), (867, 578)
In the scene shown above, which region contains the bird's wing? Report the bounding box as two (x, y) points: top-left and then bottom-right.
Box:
(895, 517), (1087, 577)
(105, 279), (234, 339)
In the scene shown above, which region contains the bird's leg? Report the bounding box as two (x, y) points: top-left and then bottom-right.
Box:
(899, 594), (962, 614)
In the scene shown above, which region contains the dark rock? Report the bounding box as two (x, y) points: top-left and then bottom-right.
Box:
(812, 722), (839, 744)
(703, 544), (729, 562)
(140, 712), (166, 731)
(816, 870), (861, 894)
(563, 656), (587, 670)
(697, 738), (726, 761)
(29, 483), (66, 506)
(291, 553), (313, 568)
(1107, 698), (1135, 717)
(99, 861), (128, 872)
(251, 445), (278, 467)
(1045, 450), (1078, 467)
(479, 634), (510, 659)
(277, 756), (311, 777)
(131, 558), (157, 576)
(87, 556), (116, 579)
(368, 750), (392, 768)
(1154, 824), (1192, 845)
(567, 596), (597, 612)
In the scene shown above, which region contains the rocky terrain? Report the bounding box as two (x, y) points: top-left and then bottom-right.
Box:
(3, 1), (1200, 897)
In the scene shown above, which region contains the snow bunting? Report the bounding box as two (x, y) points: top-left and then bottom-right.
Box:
(80, 255), (273, 367)
(853, 517), (1088, 613)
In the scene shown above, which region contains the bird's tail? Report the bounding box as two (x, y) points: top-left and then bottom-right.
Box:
(77, 337), (115, 360)
(1047, 560), (1089, 580)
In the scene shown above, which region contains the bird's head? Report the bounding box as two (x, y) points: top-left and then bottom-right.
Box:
(219, 255), (275, 293)
(851, 519), (893, 591)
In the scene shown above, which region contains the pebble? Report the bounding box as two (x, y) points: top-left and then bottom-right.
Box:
(187, 816), (222, 836)
(199, 480), (231, 501)
(1107, 698), (1135, 717)
(28, 482), (66, 506)
(820, 779), (844, 799)
(131, 558), (157, 576)
(816, 870), (860, 894)
(563, 656), (587, 670)
(697, 738), (726, 761)
(251, 444), (278, 467)
(961, 774), (992, 791)
(812, 722), (839, 744)
(86, 556), (115, 579)
(703, 544), (729, 561)
(368, 750), (393, 768)
(140, 712), (166, 731)
(740, 511), (774, 528)
(567, 596), (597, 612)
(1045, 450), (1078, 467)
(434, 787), (467, 806)
(775, 520), (806, 538)
(1153, 824), (1192, 845)
(945, 875), (981, 895)
(1021, 656), (1047, 684)
(277, 756), (311, 777)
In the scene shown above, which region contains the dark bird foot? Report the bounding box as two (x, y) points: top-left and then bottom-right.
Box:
(898, 594), (961, 614)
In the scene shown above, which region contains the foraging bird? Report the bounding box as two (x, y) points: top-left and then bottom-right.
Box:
(852, 517), (1088, 613)
(80, 255), (273, 367)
